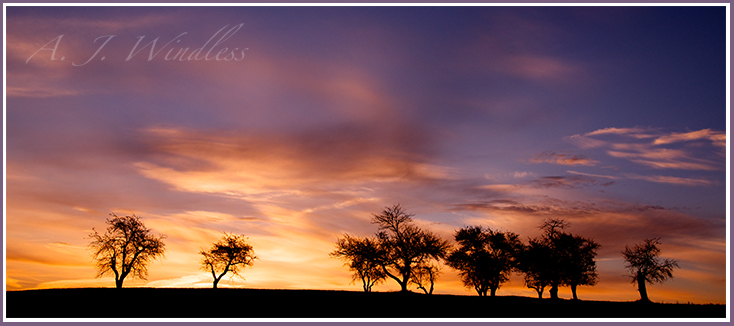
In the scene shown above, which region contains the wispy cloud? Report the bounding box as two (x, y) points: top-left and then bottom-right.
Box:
(135, 126), (450, 199)
(606, 148), (720, 171)
(529, 151), (598, 166)
(566, 170), (618, 179)
(528, 175), (615, 189)
(568, 127), (725, 171)
(625, 174), (718, 187)
(653, 128), (726, 147)
(5, 86), (83, 98)
(585, 127), (656, 138)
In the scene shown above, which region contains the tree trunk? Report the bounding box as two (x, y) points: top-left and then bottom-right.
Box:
(399, 276), (410, 292)
(571, 284), (578, 300)
(490, 286), (497, 297)
(115, 278), (124, 289)
(549, 284), (559, 299)
(536, 288), (543, 299)
(637, 272), (649, 302)
(213, 278), (220, 289)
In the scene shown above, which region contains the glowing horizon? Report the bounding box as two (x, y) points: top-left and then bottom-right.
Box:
(4, 5), (728, 305)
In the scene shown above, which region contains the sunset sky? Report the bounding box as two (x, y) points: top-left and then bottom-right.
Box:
(4, 5), (728, 304)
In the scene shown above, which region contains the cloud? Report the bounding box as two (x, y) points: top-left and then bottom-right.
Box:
(566, 134), (608, 149)
(568, 127), (725, 171)
(529, 151), (598, 166)
(606, 148), (720, 171)
(585, 127), (656, 138)
(5, 86), (83, 98)
(135, 126), (449, 199)
(653, 128), (726, 147)
(528, 175), (615, 189)
(566, 170), (618, 179)
(625, 174), (717, 187)
(450, 195), (723, 254)
(513, 171), (533, 178)
(6, 278), (24, 289)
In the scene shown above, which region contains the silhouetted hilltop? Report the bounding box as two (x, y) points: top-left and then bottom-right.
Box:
(6, 288), (726, 318)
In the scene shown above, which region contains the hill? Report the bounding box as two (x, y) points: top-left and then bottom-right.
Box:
(5, 288), (726, 319)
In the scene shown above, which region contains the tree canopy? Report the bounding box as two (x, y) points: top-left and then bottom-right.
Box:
(446, 226), (523, 296)
(519, 219), (599, 300)
(622, 238), (679, 302)
(201, 233), (257, 289)
(332, 204), (450, 293)
(330, 234), (385, 292)
(88, 214), (166, 288)
(372, 204), (451, 292)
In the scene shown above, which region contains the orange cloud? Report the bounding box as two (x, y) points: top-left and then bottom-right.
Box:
(653, 128), (726, 147)
(135, 127), (452, 198)
(585, 127), (656, 138)
(529, 151), (598, 166)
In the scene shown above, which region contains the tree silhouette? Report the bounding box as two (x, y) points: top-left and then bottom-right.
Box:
(622, 238), (679, 302)
(330, 234), (385, 292)
(521, 219), (599, 300)
(559, 233), (600, 300)
(410, 262), (441, 295)
(446, 226), (523, 296)
(332, 204), (449, 293)
(518, 238), (552, 299)
(372, 204), (450, 292)
(88, 214), (166, 289)
(200, 233), (257, 289)
(536, 219), (568, 299)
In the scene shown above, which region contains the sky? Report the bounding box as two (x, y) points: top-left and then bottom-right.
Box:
(4, 5), (728, 304)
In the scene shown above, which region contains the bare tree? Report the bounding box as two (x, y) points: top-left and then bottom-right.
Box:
(372, 204), (450, 292)
(446, 226), (523, 296)
(622, 238), (679, 302)
(330, 234), (385, 292)
(411, 262), (441, 295)
(201, 233), (257, 289)
(89, 214), (166, 288)
(333, 205), (449, 293)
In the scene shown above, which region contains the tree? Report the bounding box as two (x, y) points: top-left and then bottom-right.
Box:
(446, 226), (523, 296)
(518, 238), (552, 299)
(200, 233), (257, 289)
(410, 262), (441, 295)
(330, 234), (386, 292)
(520, 219), (599, 300)
(559, 233), (600, 300)
(372, 204), (451, 292)
(536, 219), (568, 300)
(622, 238), (679, 302)
(89, 214), (166, 289)
(332, 204), (450, 293)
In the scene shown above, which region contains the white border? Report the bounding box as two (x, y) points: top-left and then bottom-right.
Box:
(2, 2), (730, 323)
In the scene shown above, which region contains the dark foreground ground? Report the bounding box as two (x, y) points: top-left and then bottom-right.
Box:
(5, 288), (726, 319)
